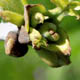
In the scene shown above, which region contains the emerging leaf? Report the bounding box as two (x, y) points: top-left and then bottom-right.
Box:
(0, 10), (24, 26)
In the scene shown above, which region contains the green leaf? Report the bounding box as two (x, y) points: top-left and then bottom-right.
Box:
(27, 0), (55, 9)
(0, 16), (3, 22)
(0, 10), (24, 26)
(0, 0), (24, 14)
(21, 0), (28, 5)
(51, 0), (70, 9)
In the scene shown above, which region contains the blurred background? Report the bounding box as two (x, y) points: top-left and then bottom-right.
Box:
(0, 0), (80, 80)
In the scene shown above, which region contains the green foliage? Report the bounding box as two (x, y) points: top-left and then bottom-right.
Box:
(51, 0), (69, 9)
(0, 0), (24, 14)
(0, 10), (24, 26)
(0, 0), (80, 80)
(26, 0), (55, 9)
(0, 16), (3, 22)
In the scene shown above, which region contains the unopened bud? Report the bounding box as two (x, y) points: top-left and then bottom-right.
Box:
(31, 12), (44, 27)
(39, 22), (58, 41)
(29, 28), (47, 48)
(51, 32), (60, 41)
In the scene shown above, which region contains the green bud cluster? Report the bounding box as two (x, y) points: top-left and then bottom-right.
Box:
(0, 3), (71, 67)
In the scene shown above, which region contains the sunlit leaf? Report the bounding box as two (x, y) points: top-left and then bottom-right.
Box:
(0, 0), (24, 14)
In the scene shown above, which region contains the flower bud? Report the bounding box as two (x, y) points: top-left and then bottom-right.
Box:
(35, 27), (71, 67)
(51, 32), (60, 41)
(31, 12), (45, 27)
(29, 28), (47, 48)
(39, 22), (59, 42)
(42, 27), (71, 56)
